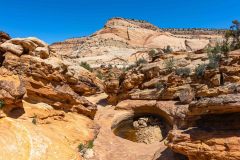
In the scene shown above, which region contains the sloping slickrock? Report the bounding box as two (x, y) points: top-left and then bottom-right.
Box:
(0, 101), (97, 160)
(51, 17), (222, 67)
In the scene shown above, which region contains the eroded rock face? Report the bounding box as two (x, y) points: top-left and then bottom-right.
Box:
(0, 36), (101, 159)
(165, 92), (240, 160)
(50, 17), (223, 67)
(104, 48), (240, 159)
(0, 37), (103, 119)
(167, 129), (240, 160)
(0, 68), (26, 115)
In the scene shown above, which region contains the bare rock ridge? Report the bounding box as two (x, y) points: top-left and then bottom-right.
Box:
(51, 17), (223, 67)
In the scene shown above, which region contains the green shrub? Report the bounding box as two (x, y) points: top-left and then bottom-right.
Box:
(80, 62), (92, 72)
(148, 49), (160, 62)
(87, 140), (94, 149)
(124, 64), (137, 71)
(155, 82), (165, 91)
(195, 64), (207, 78)
(32, 115), (37, 125)
(96, 71), (103, 80)
(78, 140), (94, 152)
(164, 57), (175, 72)
(135, 58), (147, 66)
(175, 67), (191, 77)
(228, 20), (240, 50)
(207, 44), (222, 54)
(78, 143), (85, 152)
(207, 52), (221, 69)
(0, 100), (5, 109)
(163, 45), (173, 54)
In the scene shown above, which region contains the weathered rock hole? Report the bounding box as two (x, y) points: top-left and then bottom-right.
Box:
(112, 113), (171, 144)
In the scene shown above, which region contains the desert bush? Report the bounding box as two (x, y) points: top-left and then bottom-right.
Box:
(163, 45), (173, 54)
(164, 57), (175, 72)
(80, 62), (93, 72)
(207, 52), (221, 69)
(78, 140), (94, 152)
(175, 67), (191, 77)
(96, 71), (103, 80)
(32, 115), (37, 125)
(155, 82), (165, 91)
(124, 64), (137, 71)
(135, 58), (147, 66)
(148, 49), (161, 62)
(78, 143), (85, 152)
(195, 64), (207, 78)
(0, 100), (5, 109)
(228, 20), (240, 50)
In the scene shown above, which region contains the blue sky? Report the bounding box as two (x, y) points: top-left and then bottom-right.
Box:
(1, 0), (239, 44)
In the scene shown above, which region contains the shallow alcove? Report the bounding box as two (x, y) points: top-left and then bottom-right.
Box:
(195, 112), (240, 131)
(112, 113), (172, 144)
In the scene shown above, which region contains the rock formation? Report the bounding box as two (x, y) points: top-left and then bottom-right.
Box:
(51, 17), (223, 68)
(0, 36), (101, 159)
(104, 46), (240, 159)
(0, 17), (239, 160)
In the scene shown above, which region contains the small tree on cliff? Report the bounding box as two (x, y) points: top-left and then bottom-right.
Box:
(225, 20), (240, 50)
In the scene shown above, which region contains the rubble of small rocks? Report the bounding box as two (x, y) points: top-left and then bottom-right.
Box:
(132, 117), (167, 144)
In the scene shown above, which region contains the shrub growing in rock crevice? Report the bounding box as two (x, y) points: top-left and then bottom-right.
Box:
(155, 82), (166, 91)
(78, 140), (94, 152)
(135, 58), (147, 66)
(195, 64), (207, 78)
(148, 49), (162, 62)
(78, 140), (94, 158)
(80, 62), (93, 72)
(207, 52), (221, 69)
(175, 67), (191, 77)
(0, 100), (5, 109)
(163, 45), (173, 54)
(96, 71), (103, 80)
(164, 57), (175, 72)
